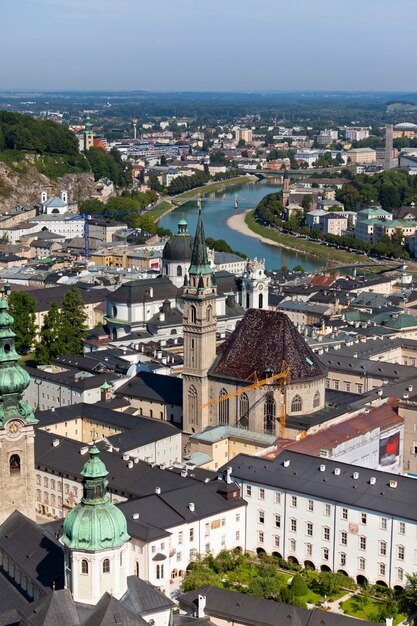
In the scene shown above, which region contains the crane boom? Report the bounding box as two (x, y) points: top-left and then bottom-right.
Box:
(200, 361), (290, 408)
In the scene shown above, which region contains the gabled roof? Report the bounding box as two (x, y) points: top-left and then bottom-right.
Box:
(116, 372), (182, 405)
(23, 589), (81, 626)
(0, 511), (64, 595)
(210, 309), (327, 383)
(84, 592), (147, 626)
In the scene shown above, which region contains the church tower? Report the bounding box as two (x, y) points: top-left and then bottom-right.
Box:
(0, 297), (37, 524)
(241, 258), (270, 310)
(61, 444), (130, 605)
(282, 169), (290, 206)
(182, 206), (217, 433)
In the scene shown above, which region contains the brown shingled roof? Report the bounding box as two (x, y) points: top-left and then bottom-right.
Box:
(210, 309), (327, 383)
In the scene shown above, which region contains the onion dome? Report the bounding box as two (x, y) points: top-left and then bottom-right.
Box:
(61, 445), (130, 552)
(162, 219), (194, 262)
(0, 298), (36, 426)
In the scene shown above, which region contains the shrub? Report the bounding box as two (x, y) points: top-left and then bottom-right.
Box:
(291, 573), (309, 597)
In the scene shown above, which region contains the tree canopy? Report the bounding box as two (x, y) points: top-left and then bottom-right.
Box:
(0, 111), (79, 155)
(8, 291), (37, 355)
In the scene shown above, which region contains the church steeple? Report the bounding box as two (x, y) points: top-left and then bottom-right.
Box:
(61, 444), (130, 604)
(182, 204), (217, 433)
(189, 205), (211, 276)
(0, 296), (37, 523)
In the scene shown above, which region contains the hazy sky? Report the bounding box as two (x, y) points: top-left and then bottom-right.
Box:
(1, 0), (416, 91)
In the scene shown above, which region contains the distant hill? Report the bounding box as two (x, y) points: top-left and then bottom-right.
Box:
(0, 111), (79, 155)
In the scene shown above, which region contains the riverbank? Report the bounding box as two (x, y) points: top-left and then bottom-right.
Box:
(148, 174), (258, 223)
(173, 174), (257, 204)
(227, 210), (366, 267)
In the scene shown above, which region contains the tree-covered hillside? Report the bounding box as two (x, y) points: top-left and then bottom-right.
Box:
(0, 111), (79, 155)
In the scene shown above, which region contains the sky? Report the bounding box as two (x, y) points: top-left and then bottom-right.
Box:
(1, 0), (417, 92)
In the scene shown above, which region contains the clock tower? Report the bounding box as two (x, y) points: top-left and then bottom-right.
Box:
(241, 258), (270, 310)
(0, 296), (37, 524)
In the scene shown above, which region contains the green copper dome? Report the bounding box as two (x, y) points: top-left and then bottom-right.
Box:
(61, 445), (130, 552)
(0, 298), (36, 426)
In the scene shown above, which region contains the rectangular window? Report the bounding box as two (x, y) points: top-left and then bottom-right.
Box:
(221, 518), (226, 527)
(342, 508), (348, 520)
(306, 543), (312, 556)
(323, 547), (329, 561)
(291, 496), (297, 508)
(275, 514), (281, 528)
(291, 518), (297, 533)
(289, 539), (296, 551)
(345, 382), (351, 392)
(307, 499), (314, 512)
(236, 513), (240, 523)
(359, 557), (365, 571)
(236, 531), (240, 541)
(258, 510), (265, 524)
(379, 563), (386, 576)
(323, 527), (330, 541)
(259, 488), (265, 500)
(177, 552), (181, 562)
(306, 522), (313, 537)
(189, 528), (194, 542)
(341, 531), (347, 546)
(379, 541), (387, 556)
(356, 383), (363, 393)
(275, 492), (281, 504)
(398, 546), (405, 561)
(245, 485), (252, 497)
(205, 543), (210, 553)
(381, 517), (387, 530)
(340, 553), (346, 566)
(334, 380), (339, 391)
(205, 523), (210, 537)
(274, 535), (280, 548)
(397, 568), (404, 581)
(258, 531), (264, 543)
(178, 531), (183, 545)
(361, 513), (367, 525)
(399, 522), (405, 535)
(324, 504), (331, 516)
(360, 536), (366, 551)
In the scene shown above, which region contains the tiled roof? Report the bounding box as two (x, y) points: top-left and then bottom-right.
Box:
(210, 309), (327, 383)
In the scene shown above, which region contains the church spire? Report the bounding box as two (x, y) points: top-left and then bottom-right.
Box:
(189, 204), (211, 276)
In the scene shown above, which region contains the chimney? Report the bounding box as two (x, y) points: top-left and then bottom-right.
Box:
(61, 190), (68, 204)
(41, 190), (48, 204)
(188, 502), (195, 512)
(155, 486), (161, 494)
(198, 595), (206, 619)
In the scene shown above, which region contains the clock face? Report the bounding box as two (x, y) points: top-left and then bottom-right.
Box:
(7, 421), (21, 437)
(257, 283), (264, 290)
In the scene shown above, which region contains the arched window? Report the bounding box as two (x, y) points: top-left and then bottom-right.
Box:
(156, 564), (164, 579)
(264, 394), (276, 434)
(43, 477), (48, 487)
(177, 265), (182, 277)
(112, 305), (117, 318)
(190, 305), (197, 324)
(10, 454), (20, 474)
(313, 390), (320, 409)
(291, 395), (303, 413)
(206, 305), (212, 322)
(239, 393), (249, 429)
(102, 559), (110, 574)
(246, 293), (250, 309)
(135, 562), (140, 577)
(81, 560), (89, 575)
(218, 388), (229, 426)
(259, 293), (263, 309)
(188, 386), (198, 425)
(36, 474), (41, 485)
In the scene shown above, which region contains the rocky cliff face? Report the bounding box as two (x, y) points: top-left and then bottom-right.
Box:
(0, 159), (96, 211)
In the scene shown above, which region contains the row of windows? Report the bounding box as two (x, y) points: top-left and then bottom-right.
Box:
(36, 475), (77, 496)
(326, 379), (363, 394)
(81, 557), (120, 575)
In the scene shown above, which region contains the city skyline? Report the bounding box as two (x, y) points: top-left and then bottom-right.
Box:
(1, 0), (417, 91)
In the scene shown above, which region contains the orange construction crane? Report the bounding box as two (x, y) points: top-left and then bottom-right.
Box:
(200, 361), (290, 436)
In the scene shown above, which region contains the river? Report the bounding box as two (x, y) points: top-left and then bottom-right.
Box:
(159, 178), (322, 271)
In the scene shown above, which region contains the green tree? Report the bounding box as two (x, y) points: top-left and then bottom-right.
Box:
(301, 195), (312, 211)
(293, 265), (305, 273)
(290, 573), (309, 596)
(8, 291), (37, 354)
(247, 576), (283, 599)
(404, 572), (417, 609)
(60, 288), (87, 355)
(160, 155), (167, 166)
(34, 303), (63, 365)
